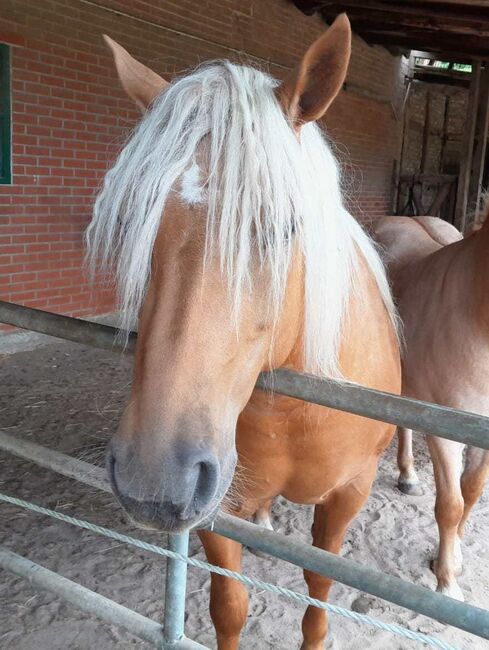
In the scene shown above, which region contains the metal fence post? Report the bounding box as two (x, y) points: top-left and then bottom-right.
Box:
(164, 531), (190, 645)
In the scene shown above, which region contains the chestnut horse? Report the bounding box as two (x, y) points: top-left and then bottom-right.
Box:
(88, 16), (400, 649)
(373, 212), (489, 601)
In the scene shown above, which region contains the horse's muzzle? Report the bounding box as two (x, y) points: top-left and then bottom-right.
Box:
(106, 438), (225, 532)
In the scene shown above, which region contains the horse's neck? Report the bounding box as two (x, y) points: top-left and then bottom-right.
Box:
(284, 250), (399, 390)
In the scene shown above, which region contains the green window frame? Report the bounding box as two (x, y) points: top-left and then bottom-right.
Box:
(0, 43), (11, 185)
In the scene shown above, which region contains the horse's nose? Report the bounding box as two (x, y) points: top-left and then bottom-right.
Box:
(106, 440), (220, 530)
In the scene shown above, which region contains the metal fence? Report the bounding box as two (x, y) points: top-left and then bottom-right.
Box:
(1, 299), (489, 648)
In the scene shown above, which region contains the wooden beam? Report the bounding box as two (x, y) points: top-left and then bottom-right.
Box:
(320, 2), (489, 33)
(296, 2), (489, 58)
(331, 18), (489, 40)
(413, 70), (470, 88)
(439, 95), (450, 173)
(297, 0), (489, 9)
(428, 180), (453, 216)
(420, 91), (431, 174)
(454, 61), (481, 231)
(393, 76), (412, 213)
(399, 0), (489, 7)
(346, 30), (489, 59)
(466, 64), (489, 229)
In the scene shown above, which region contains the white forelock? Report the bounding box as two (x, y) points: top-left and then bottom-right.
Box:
(86, 61), (397, 378)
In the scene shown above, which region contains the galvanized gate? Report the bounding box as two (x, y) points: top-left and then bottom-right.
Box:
(1, 299), (489, 648)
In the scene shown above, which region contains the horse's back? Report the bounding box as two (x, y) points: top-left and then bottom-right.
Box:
(372, 216), (462, 275)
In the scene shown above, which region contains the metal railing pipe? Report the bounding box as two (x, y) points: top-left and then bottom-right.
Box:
(212, 514), (489, 641)
(164, 532), (190, 645)
(2, 300), (489, 449)
(2, 430), (489, 641)
(0, 300), (135, 353)
(0, 431), (189, 646)
(0, 430), (111, 493)
(256, 370), (489, 450)
(0, 548), (206, 649)
(0, 548), (165, 647)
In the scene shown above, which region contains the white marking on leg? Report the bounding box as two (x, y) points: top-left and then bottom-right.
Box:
(399, 474), (419, 486)
(453, 536), (463, 573)
(437, 581), (465, 601)
(253, 512), (274, 531)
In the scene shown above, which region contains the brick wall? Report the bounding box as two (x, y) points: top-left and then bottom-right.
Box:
(0, 0), (406, 320)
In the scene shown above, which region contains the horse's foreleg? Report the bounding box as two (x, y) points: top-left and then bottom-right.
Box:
(301, 475), (373, 650)
(427, 436), (465, 601)
(397, 427), (422, 495)
(198, 530), (247, 650)
(459, 447), (489, 538)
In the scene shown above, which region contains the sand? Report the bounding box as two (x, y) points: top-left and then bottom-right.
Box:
(0, 335), (488, 649)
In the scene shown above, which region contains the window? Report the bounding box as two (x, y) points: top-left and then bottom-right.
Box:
(414, 57), (472, 74)
(0, 44), (11, 185)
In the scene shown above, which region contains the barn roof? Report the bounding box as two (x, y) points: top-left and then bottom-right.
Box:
(292, 1), (489, 61)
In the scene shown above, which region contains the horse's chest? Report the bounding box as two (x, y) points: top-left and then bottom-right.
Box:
(236, 403), (388, 503)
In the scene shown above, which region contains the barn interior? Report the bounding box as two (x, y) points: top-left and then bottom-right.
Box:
(295, 0), (489, 230)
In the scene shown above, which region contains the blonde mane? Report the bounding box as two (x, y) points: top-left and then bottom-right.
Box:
(86, 61), (397, 378)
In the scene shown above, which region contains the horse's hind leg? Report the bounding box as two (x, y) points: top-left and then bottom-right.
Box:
(301, 473), (373, 650)
(198, 530), (247, 650)
(458, 447), (489, 538)
(427, 436), (465, 600)
(397, 427), (422, 495)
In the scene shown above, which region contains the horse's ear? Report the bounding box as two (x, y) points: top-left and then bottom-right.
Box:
(103, 35), (169, 112)
(276, 13), (351, 129)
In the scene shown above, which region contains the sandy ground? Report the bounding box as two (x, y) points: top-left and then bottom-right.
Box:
(0, 334), (488, 650)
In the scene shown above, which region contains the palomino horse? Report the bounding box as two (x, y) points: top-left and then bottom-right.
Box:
(88, 15), (401, 648)
(373, 213), (489, 601)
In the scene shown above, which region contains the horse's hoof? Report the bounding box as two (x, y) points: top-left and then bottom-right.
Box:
(436, 582), (465, 601)
(397, 480), (423, 496)
(430, 557), (465, 602)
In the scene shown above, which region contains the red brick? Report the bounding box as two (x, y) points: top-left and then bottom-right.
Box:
(1, 0), (403, 320)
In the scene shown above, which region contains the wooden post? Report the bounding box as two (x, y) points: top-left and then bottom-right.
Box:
(454, 61), (481, 231)
(420, 90), (431, 173)
(439, 95), (450, 173)
(466, 62), (489, 230)
(395, 78), (412, 214)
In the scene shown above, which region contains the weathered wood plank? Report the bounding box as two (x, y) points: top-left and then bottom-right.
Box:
(454, 61), (481, 231)
(320, 3), (489, 34)
(466, 63), (489, 229)
(420, 91), (431, 174)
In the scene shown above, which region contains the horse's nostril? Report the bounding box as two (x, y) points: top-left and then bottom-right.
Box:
(183, 458), (219, 518)
(107, 440), (222, 529)
(196, 461), (212, 498)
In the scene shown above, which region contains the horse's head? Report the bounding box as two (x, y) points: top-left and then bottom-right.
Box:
(91, 16), (352, 531)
